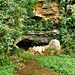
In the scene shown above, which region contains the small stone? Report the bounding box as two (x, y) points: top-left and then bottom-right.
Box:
(52, 29), (59, 35)
(42, 4), (49, 9)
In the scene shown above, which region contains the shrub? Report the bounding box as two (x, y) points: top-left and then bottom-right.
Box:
(0, 65), (17, 75)
(0, 24), (21, 54)
(0, 55), (17, 75)
(59, 0), (75, 53)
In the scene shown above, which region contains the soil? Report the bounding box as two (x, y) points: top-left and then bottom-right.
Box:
(10, 54), (59, 75)
(17, 59), (57, 75)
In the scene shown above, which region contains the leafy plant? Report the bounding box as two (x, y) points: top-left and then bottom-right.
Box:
(0, 65), (17, 75)
(44, 46), (58, 55)
(0, 55), (17, 75)
(59, 0), (75, 53)
(0, 24), (21, 54)
(37, 54), (75, 75)
(19, 53), (36, 59)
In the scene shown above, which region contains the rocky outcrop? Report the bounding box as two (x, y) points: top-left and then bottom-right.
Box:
(33, 0), (61, 24)
(13, 31), (50, 49)
(25, 39), (61, 56)
(13, 30), (59, 49)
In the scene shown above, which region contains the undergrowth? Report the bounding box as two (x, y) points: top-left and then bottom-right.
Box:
(0, 0), (75, 75)
(19, 53), (37, 59)
(0, 55), (17, 75)
(17, 53), (75, 75)
(37, 54), (75, 75)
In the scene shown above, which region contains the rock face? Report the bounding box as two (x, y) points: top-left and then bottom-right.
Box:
(13, 32), (49, 49)
(33, 0), (61, 24)
(25, 39), (61, 56)
(13, 31), (59, 49)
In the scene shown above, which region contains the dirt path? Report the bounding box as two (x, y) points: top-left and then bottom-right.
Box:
(17, 59), (56, 75)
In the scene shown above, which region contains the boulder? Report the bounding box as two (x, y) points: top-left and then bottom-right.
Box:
(32, 46), (45, 55)
(49, 39), (61, 51)
(27, 39), (61, 56)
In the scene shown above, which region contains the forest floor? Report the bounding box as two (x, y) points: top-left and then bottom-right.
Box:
(17, 59), (57, 75)
(10, 54), (59, 75)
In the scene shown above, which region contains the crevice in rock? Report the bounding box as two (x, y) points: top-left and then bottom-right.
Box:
(16, 39), (49, 50)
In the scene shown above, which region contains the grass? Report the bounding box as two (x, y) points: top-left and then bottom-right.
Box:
(36, 54), (75, 75)
(1, 53), (75, 75)
(19, 53), (37, 59)
(19, 53), (75, 75)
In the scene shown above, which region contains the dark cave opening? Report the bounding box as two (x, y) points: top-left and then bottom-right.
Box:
(16, 39), (49, 50)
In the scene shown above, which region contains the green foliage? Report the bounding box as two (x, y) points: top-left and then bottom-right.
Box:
(19, 53), (36, 59)
(0, 55), (10, 66)
(0, 0), (75, 74)
(0, 0), (74, 54)
(0, 0), (39, 53)
(0, 1), (39, 74)
(59, 0), (75, 53)
(24, 0), (38, 17)
(62, 33), (75, 52)
(60, 16), (75, 53)
(44, 0), (51, 8)
(0, 0), (38, 28)
(37, 54), (75, 75)
(0, 55), (17, 75)
(9, 48), (25, 55)
(0, 0), (23, 27)
(0, 65), (17, 75)
(22, 18), (52, 34)
(38, 22), (43, 31)
(45, 46), (58, 55)
(0, 24), (21, 53)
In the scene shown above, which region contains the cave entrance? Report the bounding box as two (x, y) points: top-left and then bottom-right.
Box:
(16, 39), (48, 50)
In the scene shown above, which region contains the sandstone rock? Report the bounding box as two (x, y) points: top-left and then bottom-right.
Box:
(44, 45), (49, 50)
(33, 46), (45, 55)
(49, 39), (61, 51)
(52, 29), (59, 35)
(43, 11), (55, 15)
(43, 39), (61, 55)
(51, 7), (59, 12)
(51, 2), (59, 7)
(33, 0), (61, 25)
(27, 39), (61, 56)
(42, 4), (49, 9)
